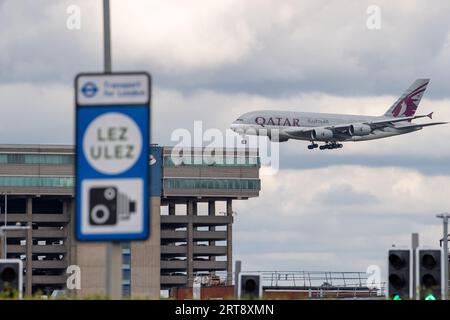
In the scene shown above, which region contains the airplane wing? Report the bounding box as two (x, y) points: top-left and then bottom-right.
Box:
(394, 122), (448, 129)
(283, 113), (442, 139)
(330, 113), (434, 131)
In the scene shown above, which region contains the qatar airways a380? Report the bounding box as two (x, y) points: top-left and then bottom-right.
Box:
(230, 79), (447, 150)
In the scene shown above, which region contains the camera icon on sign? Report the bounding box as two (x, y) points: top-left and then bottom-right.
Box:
(89, 186), (136, 226)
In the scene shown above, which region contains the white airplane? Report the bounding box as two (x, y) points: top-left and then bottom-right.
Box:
(230, 79), (447, 150)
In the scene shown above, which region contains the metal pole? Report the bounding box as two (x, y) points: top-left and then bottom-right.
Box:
(234, 260), (241, 298)
(437, 214), (449, 300)
(103, 0), (122, 299)
(106, 242), (122, 299)
(444, 217), (449, 300)
(3, 193), (7, 259)
(411, 233), (419, 299)
(103, 0), (112, 73)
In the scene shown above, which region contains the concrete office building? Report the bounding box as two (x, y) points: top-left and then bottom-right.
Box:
(0, 144), (260, 298)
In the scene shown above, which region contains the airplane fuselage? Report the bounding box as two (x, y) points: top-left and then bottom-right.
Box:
(230, 110), (419, 142)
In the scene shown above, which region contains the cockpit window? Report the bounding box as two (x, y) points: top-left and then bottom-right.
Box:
(236, 119), (244, 122)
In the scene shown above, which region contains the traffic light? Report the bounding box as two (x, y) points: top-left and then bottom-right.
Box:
(417, 249), (442, 300)
(387, 249), (412, 300)
(238, 273), (262, 299)
(0, 259), (23, 299)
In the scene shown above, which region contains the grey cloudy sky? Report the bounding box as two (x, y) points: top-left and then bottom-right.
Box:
(1, 0), (450, 280)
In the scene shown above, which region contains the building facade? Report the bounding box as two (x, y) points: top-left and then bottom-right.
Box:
(0, 144), (260, 297)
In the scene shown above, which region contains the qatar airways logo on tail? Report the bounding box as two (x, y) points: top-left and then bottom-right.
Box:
(392, 82), (427, 117)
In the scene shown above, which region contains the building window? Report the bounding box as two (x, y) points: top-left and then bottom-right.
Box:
(0, 176), (74, 188)
(163, 179), (260, 190)
(123, 254), (131, 266)
(163, 155), (259, 167)
(122, 284), (131, 297)
(0, 154), (74, 165)
(123, 269), (131, 280)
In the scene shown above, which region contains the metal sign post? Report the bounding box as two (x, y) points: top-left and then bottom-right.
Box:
(412, 233), (419, 299)
(3, 193), (7, 259)
(437, 213), (449, 300)
(102, 0), (121, 300)
(234, 260), (242, 298)
(75, 0), (151, 300)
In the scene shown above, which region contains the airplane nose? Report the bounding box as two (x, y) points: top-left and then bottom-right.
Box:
(230, 122), (245, 135)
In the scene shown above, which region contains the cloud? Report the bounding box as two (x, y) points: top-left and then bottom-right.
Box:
(280, 153), (450, 176)
(110, 0), (450, 96)
(2, 0), (450, 97)
(0, 0), (103, 84)
(314, 184), (379, 206)
(0, 82), (73, 144)
(233, 167), (448, 274)
(234, 252), (338, 272)
(112, 0), (257, 72)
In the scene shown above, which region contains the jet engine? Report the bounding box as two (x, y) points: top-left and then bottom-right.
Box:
(311, 128), (333, 141)
(269, 135), (289, 142)
(349, 124), (371, 136)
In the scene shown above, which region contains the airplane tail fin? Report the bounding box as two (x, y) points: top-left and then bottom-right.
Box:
(383, 79), (430, 117)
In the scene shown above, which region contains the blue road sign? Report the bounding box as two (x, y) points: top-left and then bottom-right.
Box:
(75, 72), (151, 241)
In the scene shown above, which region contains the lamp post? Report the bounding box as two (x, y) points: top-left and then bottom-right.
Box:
(436, 213), (450, 300)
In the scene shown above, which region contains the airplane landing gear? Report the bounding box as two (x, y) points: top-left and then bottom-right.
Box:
(307, 142), (319, 150)
(318, 142), (343, 150)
